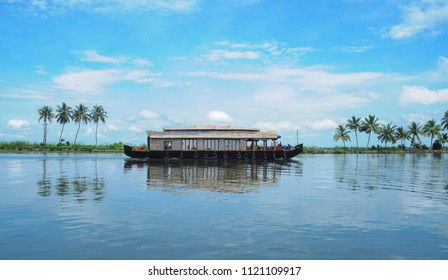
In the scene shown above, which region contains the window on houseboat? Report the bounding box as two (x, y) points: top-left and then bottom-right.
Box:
(181, 139), (197, 151)
(225, 139), (240, 151)
(203, 139), (218, 150)
(164, 141), (172, 151)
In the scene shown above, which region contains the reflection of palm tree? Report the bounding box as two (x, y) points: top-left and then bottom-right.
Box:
(422, 119), (442, 147)
(91, 105), (108, 146)
(56, 176), (70, 196)
(56, 102), (72, 143)
(360, 115), (380, 148)
(92, 156), (105, 201)
(333, 124), (351, 148)
(408, 122), (422, 148)
(38, 105), (54, 145)
(73, 176), (88, 203)
(378, 123), (397, 147)
(346, 116), (361, 151)
(72, 104), (90, 145)
(37, 157), (52, 196)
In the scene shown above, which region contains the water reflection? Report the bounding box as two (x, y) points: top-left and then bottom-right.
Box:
(333, 154), (448, 200)
(124, 159), (303, 194)
(36, 156), (105, 202)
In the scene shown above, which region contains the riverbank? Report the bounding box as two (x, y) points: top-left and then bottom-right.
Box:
(1, 141), (446, 154)
(304, 146), (447, 154)
(0, 141), (124, 153)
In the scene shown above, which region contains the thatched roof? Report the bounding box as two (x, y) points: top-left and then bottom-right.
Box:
(147, 126), (278, 140)
(163, 125), (259, 132)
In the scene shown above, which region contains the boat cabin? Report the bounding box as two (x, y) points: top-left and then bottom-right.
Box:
(146, 125), (282, 152)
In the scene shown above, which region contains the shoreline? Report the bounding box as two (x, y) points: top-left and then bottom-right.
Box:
(1, 146), (446, 155)
(304, 147), (447, 154)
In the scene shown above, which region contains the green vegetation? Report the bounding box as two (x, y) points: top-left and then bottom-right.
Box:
(37, 103), (108, 147)
(334, 111), (448, 152)
(2, 103), (112, 153)
(0, 141), (125, 153)
(37, 105), (54, 145)
(333, 124), (351, 148)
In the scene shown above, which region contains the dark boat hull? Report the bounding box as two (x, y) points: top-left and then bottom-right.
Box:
(124, 144), (303, 160)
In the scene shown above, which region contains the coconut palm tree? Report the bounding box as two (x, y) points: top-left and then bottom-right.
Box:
(55, 102), (72, 144)
(422, 119), (442, 147)
(91, 105), (108, 146)
(439, 133), (448, 148)
(360, 115), (380, 148)
(377, 123), (397, 147)
(441, 111), (448, 131)
(408, 122), (422, 148)
(333, 124), (351, 148)
(346, 116), (361, 151)
(72, 104), (90, 145)
(395, 126), (410, 149)
(38, 105), (54, 145)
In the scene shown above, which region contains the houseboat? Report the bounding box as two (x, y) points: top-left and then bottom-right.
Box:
(123, 125), (303, 160)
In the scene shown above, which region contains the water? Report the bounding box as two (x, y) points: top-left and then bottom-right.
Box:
(1, 153), (447, 260)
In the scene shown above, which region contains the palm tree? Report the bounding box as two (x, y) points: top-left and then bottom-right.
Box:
(346, 116), (361, 151)
(333, 124), (351, 148)
(395, 126), (410, 149)
(360, 115), (380, 148)
(91, 105), (108, 146)
(422, 119), (442, 147)
(38, 105), (54, 145)
(441, 111), (448, 131)
(439, 133), (448, 148)
(55, 102), (72, 144)
(72, 104), (90, 145)
(408, 122), (422, 148)
(377, 123), (397, 147)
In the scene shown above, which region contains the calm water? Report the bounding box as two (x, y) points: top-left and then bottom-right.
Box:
(1, 153), (447, 260)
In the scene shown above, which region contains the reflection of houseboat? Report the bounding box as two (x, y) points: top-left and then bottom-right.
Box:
(124, 125), (303, 160)
(123, 160), (293, 193)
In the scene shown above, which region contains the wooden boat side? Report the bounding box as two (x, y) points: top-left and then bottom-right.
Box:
(124, 144), (303, 160)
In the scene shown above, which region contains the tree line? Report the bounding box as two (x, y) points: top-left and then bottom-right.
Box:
(38, 103), (108, 146)
(334, 111), (448, 150)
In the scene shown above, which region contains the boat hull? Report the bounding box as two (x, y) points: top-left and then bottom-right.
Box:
(124, 144), (303, 160)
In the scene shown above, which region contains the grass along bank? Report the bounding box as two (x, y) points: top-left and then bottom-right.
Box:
(0, 141), (130, 153)
(2, 141), (446, 155)
(303, 145), (448, 154)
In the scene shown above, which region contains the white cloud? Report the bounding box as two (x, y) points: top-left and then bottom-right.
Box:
(133, 59), (153, 66)
(106, 124), (120, 131)
(207, 110), (233, 122)
(402, 113), (430, 124)
(305, 119), (338, 130)
(211, 41), (313, 60)
(8, 0), (200, 14)
(399, 85), (448, 105)
(35, 65), (48, 75)
(388, 1), (448, 39)
(255, 121), (299, 131)
(336, 46), (373, 53)
(7, 119), (29, 129)
(139, 110), (158, 119)
(425, 56), (448, 82)
(85, 127), (94, 135)
(81, 50), (126, 64)
(129, 126), (144, 132)
(187, 66), (383, 93)
(53, 68), (170, 93)
(205, 50), (261, 61)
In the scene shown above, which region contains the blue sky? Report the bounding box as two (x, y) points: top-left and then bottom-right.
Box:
(0, 0), (447, 147)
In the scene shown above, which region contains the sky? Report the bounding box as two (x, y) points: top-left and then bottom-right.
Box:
(0, 0), (447, 147)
